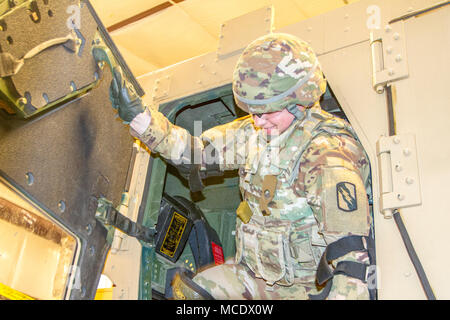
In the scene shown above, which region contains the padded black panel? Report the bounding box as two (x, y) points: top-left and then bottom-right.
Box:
(0, 67), (135, 299)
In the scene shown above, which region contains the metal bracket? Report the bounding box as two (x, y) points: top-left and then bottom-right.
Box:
(370, 20), (409, 94)
(152, 75), (171, 102)
(376, 134), (422, 218)
(217, 6), (274, 59)
(95, 197), (156, 245)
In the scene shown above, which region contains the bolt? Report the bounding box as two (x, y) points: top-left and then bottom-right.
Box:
(58, 200), (66, 213)
(397, 194), (405, 201)
(26, 172), (34, 186)
(17, 97), (27, 106)
(86, 223), (93, 235)
(393, 137), (401, 144)
(395, 163), (402, 172)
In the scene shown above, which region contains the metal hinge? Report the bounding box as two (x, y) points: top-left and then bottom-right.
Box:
(95, 197), (156, 246)
(376, 134), (422, 218)
(370, 20), (409, 94)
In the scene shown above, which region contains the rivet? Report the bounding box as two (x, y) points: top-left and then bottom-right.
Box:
(58, 200), (66, 213)
(86, 223), (93, 235)
(264, 190), (270, 198)
(386, 46), (393, 54)
(403, 148), (411, 156)
(26, 172), (34, 186)
(395, 54), (402, 62)
(395, 164), (402, 172)
(388, 69), (395, 76)
(17, 97), (27, 106)
(397, 194), (405, 201)
(385, 25), (392, 33)
(393, 137), (401, 144)
(405, 177), (414, 185)
(393, 33), (400, 40)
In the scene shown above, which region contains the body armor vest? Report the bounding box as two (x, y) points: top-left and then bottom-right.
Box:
(234, 105), (364, 286)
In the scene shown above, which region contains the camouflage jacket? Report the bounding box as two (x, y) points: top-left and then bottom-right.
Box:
(130, 103), (372, 299)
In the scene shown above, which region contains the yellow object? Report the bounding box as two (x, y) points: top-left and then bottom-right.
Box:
(0, 282), (35, 300)
(94, 274), (114, 300)
(236, 201), (253, 224)
(94, 287), (114, 300)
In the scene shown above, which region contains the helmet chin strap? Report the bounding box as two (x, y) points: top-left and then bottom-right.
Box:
(286, 104), (305, 120)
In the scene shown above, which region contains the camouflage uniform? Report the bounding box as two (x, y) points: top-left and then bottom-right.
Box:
(116, 33), (373, 300)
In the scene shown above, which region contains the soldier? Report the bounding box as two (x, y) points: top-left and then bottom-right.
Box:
(109, 33), (375, 300)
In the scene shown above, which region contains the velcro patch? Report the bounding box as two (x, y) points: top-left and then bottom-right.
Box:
(321, 167), (369, 236)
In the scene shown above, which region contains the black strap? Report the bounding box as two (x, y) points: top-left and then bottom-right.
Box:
(166, 267), (215, 300)
(103, 205), (156, 243)
(179, 269), (215, 300)
(309, 235), (372, 300)
(316, 235), (367, 285)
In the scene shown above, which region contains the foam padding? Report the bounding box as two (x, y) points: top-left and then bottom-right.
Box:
(0, 0), (98, 110)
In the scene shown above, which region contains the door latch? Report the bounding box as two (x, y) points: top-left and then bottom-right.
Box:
(95, 197), (156, 245)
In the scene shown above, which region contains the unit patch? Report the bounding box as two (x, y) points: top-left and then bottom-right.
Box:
(336, 182), (358, 212)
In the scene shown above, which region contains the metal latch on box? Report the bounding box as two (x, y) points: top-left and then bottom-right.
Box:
(376, 134), (422, 218)
(370, 20), (409, 94)
(95, 197), (156, 245)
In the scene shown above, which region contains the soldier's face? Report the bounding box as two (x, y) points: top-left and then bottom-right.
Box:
(251, 107), (296, 135)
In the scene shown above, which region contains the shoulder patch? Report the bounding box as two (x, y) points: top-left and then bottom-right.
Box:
(336, 182), (357, 212)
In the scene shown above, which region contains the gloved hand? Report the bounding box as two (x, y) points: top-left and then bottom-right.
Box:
(109, 66), (145, 124)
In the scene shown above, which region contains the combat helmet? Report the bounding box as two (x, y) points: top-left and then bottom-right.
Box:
(232, 33), (326, 115)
